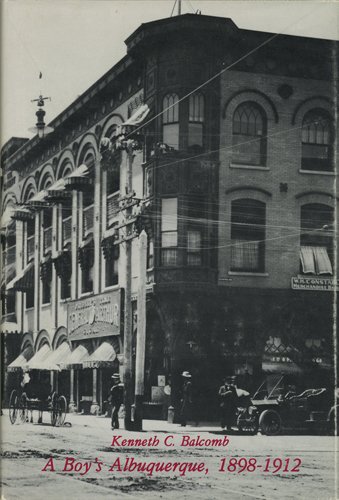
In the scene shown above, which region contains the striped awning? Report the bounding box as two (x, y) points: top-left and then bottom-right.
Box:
(43, 342), (72, 371)
(7, 262), (34, 293)
(24, 344), (52, 370)
(8, 345), (34, 372)
(62, 344), (90, 369)
(27, 190), (49, 210)
(123, 104), (150, 127)
(64, 165), (92, 190)
(46, 178), (72, 202)
(83, 341), (116, 369)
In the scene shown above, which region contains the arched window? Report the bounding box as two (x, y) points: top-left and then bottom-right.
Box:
(231, 199), (266, 272)
(301, 109), (332, 171)
(300, 204), (333, 275)
(232, 102), (267, 166)
(188, 93), (204, 148)
(162, 94), (179, 150)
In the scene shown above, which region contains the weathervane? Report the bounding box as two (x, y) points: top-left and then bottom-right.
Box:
(29, 86), (54, 139)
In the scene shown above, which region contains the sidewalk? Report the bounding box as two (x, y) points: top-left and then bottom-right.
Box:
(64, 411), (222, 434)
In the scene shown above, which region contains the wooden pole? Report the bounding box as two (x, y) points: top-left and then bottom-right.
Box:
(123, 144), (134, 430)
(134, 230), (147, 430)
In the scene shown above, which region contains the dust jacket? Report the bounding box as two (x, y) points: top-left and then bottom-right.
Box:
(1, 1), (338, 499)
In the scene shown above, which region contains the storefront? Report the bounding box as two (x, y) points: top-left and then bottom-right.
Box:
(66, 289), (122, 414)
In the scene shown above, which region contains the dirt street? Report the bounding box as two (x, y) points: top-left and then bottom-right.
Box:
(1, 412), (338, 500)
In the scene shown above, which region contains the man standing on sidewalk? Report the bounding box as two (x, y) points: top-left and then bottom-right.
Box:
(180, 371), (193, 427)
(110, 373), (123, 430)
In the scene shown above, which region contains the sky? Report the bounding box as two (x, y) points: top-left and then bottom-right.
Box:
(1, 0), (338, 145)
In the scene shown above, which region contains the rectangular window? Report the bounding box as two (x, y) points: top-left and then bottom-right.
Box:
(231, 200), (265, 272)
(82, 189), (94, 238)
(61, 275), (71, 300)
(26, 290), (34, 309)
(42, 280), (51, 304)
(26, 218), (35, 263)
(42, 208), (53, 255)
(82, 266), (93, 294)
(232, 134), (263, 166)
(187, 230), (202, 266)
(161, 198), (178, 266)
(163, 123), (179, 150)
(105, 253), (119, 288)
(188, 123), (203, 148)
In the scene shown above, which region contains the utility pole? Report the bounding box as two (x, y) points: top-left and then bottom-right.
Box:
(134, 229), (147, 430)
(122, 142), (135, 431)
(178, 0), (181, 15)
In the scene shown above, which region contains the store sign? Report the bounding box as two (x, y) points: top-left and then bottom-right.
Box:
(67, 290), (121, 340)
(291, 276), (338, 291)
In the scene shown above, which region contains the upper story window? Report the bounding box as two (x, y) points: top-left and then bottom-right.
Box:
(162, 94), (179, 150)
(301, 109), (332, 171)
(26, 217), (35, 264)
(82, 153), (95, 238)
(300, 203), (333, 275)
(161, 198), (178, 266)
(188, 93), (204, 149)
(232, 102), (267, 166)
(42, 208), (53, 255)
(231, 199), (266, 272)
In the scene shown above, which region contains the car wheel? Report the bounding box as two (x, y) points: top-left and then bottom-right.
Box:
(259, 409), (281, 436)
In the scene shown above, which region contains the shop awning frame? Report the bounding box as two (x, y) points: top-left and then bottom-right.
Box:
(24, 344), (53, 371)
(83, 341), (116, 369)
(61, 344), (90, 370)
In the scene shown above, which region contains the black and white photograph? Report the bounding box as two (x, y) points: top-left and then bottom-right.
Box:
(1, 1), (338, 498)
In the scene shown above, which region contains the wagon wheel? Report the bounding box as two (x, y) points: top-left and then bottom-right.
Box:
(259, 409), (281, 436)
(57, 396), (67, 427)
(50, 392), (59, 427)
(19, 393), (28, 423)
(237, 413), (258, 435)
(9, 390), (18, 424)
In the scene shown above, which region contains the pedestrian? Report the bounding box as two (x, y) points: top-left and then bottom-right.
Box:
(180, 371), (192, 427)
(109, 373), (123, 430)
(218, 377), (238, 430)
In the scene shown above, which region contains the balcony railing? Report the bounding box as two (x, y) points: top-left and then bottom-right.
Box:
(83, 205), (94, 237)
(62, 216), (72, 244)
(27, 235), (35, 262)
(107, 193), (119, 227)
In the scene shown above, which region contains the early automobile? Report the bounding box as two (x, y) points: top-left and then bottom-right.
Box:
(251, 378), (338, 435)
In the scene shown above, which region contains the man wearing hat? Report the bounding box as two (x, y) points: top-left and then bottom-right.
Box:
(218, 377), (238, 430)
(180, 371), (193, 426)
(109, 373), (124, 430)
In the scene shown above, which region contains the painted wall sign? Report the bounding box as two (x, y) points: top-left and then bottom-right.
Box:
(291, 276), (338, 291)
(67, 290), (121, 340)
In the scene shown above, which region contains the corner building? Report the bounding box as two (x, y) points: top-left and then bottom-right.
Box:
(1, 14), (337, 420)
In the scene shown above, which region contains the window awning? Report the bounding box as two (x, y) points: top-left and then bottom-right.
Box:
(61, 344), (90, 369)
(300, 246), (332, 275)
(64, 164), (92, 191)
(27, 190), (49, 209)
(24, 344), (52, 370)
(8, 345), (34, 372)
(7, 262), (34, 293)
(46, 178), (72, 202)
(123, 104), (150, 127)
(83, 341), (116, 369)
(11, 207), (34, 222)
(44, 342), (72, 371)
(262, 360), (303, 375)
(2, 262), (16, 286)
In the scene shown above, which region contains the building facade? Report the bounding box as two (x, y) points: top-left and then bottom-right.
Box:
(1, 14), (337, 419)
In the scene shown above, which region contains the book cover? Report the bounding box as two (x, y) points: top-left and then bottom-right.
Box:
(1, 1), (338, 499)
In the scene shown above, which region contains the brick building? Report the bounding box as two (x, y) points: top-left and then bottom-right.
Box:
(1, 13), (337, 419)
